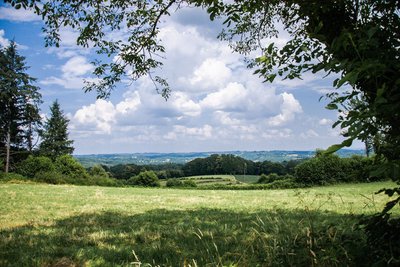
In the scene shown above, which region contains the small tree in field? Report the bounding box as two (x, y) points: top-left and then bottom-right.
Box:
(128, 171), (160, 187)
(39, 100), (74, 159)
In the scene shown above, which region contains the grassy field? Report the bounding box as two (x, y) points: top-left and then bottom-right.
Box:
(0, 181), (397, 266)
(176, 175), (239, 187)
(234, 174), (260, 184)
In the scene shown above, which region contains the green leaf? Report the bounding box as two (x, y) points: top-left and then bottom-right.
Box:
(326, 103), (338, 110)
(325, 138), (353, 154)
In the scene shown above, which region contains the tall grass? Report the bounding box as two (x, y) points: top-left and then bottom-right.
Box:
(0, 181), (397, 266)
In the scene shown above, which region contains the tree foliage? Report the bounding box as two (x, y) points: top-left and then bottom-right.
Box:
(39, 100), (74, 159)
(0, 41), (42, 172)
(127, 170), (160, 187)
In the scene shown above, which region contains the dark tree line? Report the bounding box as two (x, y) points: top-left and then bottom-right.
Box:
(105, 154), (304, 180)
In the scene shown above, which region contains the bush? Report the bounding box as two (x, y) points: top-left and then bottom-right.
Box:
(166, 179), (183, 187)
(54, 155), (89, 179)
(0, 172), (28, 182)
(267, 178), (301, 189)
(258, 173), (280, 183)
(128, 171), (160, 187)
(89, 164), (110, 178)
(34, 171), (68, 184)
(17, 156), (55, 178)
(183, 180), (197, 187)
(294, 153), (349, 185)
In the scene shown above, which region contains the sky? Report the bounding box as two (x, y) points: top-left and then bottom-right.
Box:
(0, 4), (364, 154)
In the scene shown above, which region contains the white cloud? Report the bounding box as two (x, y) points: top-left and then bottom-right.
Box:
(116, 91), (141, 114)
(62, 56), (93, 77)
(0, 29), (28, 49)
(0, 6), (40, 22)
(319, 118), (333, 126)
(0, 30), (10, 47)
(73, 99), (116, 134)
(200, 82), (247, 110)
(189, 58), (232, 90)
(267, 92), (302, 126)
(170, 92), (201, 117)
(173, 125), (213, 139)
(41, 56), (94, 89)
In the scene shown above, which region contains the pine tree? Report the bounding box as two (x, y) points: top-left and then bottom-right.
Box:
(0, 42), (42, 173)
(39, 100), (74, 159)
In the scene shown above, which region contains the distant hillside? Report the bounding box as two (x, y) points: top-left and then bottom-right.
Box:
(75, 149), (365, 167)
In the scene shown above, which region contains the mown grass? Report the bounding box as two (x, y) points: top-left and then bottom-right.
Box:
(234, 174), (260, 184)
(0, 181), (398, 266)
(178, 175), (239, 187)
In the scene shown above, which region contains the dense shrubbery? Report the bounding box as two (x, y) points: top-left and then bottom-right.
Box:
(294, 153), (387, 186)
(10, 155), (121, 187)
(18, 156), (55, 178)
(257, 173), (299, 188)
(127, 171), (160, 187)
(166, 179), (197, 188)
(54, 155), (89, 179)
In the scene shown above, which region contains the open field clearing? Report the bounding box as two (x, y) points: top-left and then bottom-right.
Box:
(234, 175), (260, 184)
(179, 175), (238, 186)
(0, 181), (398, 266)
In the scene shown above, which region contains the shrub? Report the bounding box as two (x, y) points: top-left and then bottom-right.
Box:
(258, 173), (280, 183)
(17, 156), (55, 178)
(166, 179), (183, 187)
(0, 172), (27, 182)
(183, 180), (197, 187)
(89, 164), (109, 178)
(54, 155), (88, 179)
(128, 171), (160, 187)
(294, 153), (349, 185)
(34, 171), (67, 184)
(267, 178), (301, 189)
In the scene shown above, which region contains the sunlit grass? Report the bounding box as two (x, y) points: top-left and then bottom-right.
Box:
(0, 181), (397, 266)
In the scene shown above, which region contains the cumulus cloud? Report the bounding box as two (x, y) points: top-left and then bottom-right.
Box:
(267, 93), (303, 126)
(41, 56), (94, 89)
(72, 99), (116, 134)
(0, 6), (40, 22)
(189, 58), (232, 90)
(200, 82), (247, 110)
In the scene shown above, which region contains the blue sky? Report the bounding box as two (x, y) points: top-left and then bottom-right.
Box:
(0, 4), (363, 154)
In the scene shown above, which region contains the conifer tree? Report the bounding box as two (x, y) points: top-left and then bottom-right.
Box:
(39, 100), (74, 159)
(0, 42), (42, 173)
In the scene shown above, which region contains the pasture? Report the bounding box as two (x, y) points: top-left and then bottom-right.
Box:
(0, 181), (397, 266)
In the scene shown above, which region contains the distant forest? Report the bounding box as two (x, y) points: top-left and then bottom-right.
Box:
(104, 154), (306, 180)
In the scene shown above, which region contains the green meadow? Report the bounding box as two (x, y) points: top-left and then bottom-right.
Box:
(0, 181), (397, 266)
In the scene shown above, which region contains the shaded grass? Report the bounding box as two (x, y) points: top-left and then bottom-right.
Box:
(1, 209), (369, 266)
(0, 181), (398, 266)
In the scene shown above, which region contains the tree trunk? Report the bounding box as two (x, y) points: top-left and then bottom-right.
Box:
(5, 127), (10, 173)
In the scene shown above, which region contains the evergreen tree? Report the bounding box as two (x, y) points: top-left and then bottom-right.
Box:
(0, 42), (42, 173)
(39, 100), (74, 159)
